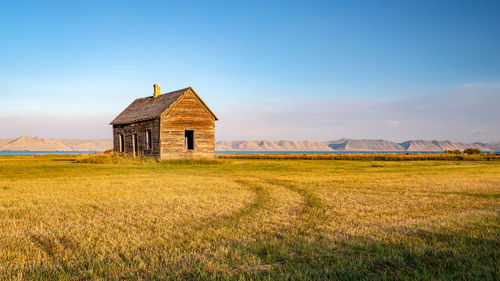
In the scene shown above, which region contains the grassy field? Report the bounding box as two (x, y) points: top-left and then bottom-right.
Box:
(0, 155), (499, 280)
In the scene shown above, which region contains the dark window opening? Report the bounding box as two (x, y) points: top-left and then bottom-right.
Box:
(145, 130), (152, 150)
(132, 134), (138, 156)
(185, 130), (194, 150)
(118, 134), (124, 152)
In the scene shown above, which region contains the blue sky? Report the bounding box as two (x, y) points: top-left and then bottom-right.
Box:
(1, 0), (499, 141)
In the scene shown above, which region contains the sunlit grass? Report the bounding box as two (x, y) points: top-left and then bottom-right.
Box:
(218, 152), (500, 161)
(0, 155), (499, 280)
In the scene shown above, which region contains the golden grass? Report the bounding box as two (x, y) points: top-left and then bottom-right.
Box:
(217, 152), (500, 160)
(0, 155), (499, 280)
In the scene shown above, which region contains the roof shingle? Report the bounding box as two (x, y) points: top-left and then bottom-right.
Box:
(110, 88), (189, 125)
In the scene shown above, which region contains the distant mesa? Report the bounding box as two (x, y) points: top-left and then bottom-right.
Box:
(400, 140), (487, 151)
(215, 140), (331, 151)
(1, 136), (71, 151)
(216, 139), (500, 152)
(0, 136), (112, 152)
(324, 139), (404, 151)
(399, 140), (441, 151)
(0, 136), (499, 152)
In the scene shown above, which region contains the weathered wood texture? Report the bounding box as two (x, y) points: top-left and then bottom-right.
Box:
(112, 119), (161, 157)
(160, 90), (215, 159)
(112, 87), (216, 159)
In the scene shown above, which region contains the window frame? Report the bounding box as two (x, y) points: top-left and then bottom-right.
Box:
(132, 134), (138, 156)
(185, 130), (194, 151)
(145, 129), (152, 151)
(118, 134), (124, 152)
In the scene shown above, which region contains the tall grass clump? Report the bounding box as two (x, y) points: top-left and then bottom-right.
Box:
(74, 152), (157, 165)
(158, 159), (222, 166)
(75, 152), (222, 166)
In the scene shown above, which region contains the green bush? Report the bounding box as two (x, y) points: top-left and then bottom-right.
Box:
(463, 148), (482, 154)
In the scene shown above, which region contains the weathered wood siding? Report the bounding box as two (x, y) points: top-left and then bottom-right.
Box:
(159, 90), (215, 159)
(112, 119), (161, 157)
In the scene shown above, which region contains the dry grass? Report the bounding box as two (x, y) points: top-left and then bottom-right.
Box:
(217, 152), (500, 161)
(0, 155), (499, 280)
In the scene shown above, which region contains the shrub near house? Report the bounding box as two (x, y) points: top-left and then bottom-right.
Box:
(464, 148), (482, 154)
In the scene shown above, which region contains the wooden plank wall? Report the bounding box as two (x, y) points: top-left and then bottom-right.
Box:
(160, 90), (215, 159)
(112, 118), (161, 157)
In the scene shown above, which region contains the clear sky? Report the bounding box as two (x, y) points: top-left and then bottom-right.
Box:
(1, 0), (499, 142)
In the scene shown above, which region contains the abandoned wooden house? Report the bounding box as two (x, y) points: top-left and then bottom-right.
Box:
(110, 84), (218, 159)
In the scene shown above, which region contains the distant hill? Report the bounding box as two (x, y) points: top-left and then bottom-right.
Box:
(477, 142), (500, 152)
(399, 140), (486, 151)
(0, 136), (112, 151)
(399, 140), (442, 151)
(0, 139), (13, 147)
(217, 139), (499, 152)
(215, 140), (331, 151)
(324, 139), (404, 151)
(58, 139), (114, 151)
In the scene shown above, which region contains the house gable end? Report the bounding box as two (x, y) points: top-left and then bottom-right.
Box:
(158, 89), (216, 159)
(161, 88), (218, 121)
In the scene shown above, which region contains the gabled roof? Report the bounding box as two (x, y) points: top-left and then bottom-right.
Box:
(110, 87), (217, 125)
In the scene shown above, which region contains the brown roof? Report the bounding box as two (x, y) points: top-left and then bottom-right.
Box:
(110, 87), (217, 125)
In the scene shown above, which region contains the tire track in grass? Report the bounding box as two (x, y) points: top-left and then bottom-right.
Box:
(149, 178), (307, 279)
(227, 178), (331, 279)
(154, 179), (276, 280)
(172, 179), (272, 244)
(202, 178), (307, 278)
(232, 179), (500, 280)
